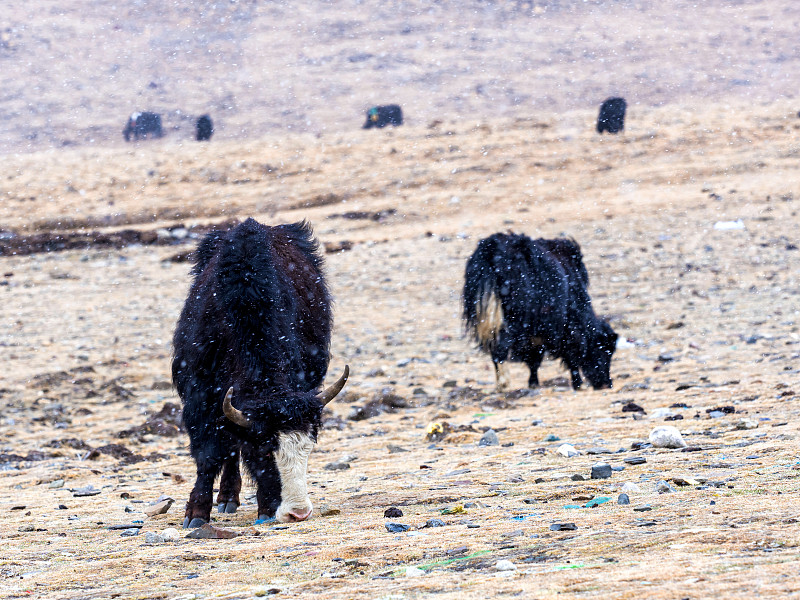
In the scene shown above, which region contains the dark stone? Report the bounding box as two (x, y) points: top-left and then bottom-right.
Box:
(384, 507), (403, 518)
(423, 518), (446, 528)
(385, 523), (411, 533)
(622, 402), (646, 413)
(591, 463), (613, 479)
(549, 522), (578, 531)
(617, 493), (630, 505)
(624, 456), (647, 465)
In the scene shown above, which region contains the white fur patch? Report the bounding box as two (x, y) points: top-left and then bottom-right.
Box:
(274, 431), (315, 522)
(476, 289), (504, 350)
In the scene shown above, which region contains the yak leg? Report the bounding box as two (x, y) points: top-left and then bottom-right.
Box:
(493, 361), (510, 391)
(216, 452), (242, 514)
(184, 443), (225, 528)
(524, 345), (546, 388)
(563, 357), (583, 390)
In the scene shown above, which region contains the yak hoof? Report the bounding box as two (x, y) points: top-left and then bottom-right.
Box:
(183, 517), (208, 529)
(217, 502), (239, 514)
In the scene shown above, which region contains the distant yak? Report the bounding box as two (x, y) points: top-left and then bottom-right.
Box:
(596, 97), (627, 134)
(123, 112), (163, 141)
(196, 114), (213, 141)
(363, 105), (403, 129)
(173, 218), (348, 527)
(463, 232), (618, 391)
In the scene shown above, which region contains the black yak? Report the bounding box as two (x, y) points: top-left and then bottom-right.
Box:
(596, 97), (627, 134)
(463, 233), (617, 391)
(122, 111), (163, 141)
(196, 114), (213, 141)
(363, 104), (403, 129)
(172, 218), (348, 528)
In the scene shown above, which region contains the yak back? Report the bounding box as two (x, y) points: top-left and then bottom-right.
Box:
(463, 232), (571, 349)
(173, 218), (331, 409)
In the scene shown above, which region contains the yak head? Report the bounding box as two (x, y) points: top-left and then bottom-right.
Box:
(583, 321), (618, 390)
(221, 366), (348, 523)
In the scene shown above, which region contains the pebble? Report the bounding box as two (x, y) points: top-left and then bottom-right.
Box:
(144, 531), (165, 543)
(671, 476), (700, 487)
(72, 485), (102, 497)
(144, 498), (174, 517)
(384, 507), (403, 518)
(549, 522), (577, 531)
(648, 425), (687, 448)
(621, 482), (642, 493)
(571, 474), (586, 481)
(624, 456), (647, 465)
(161, 528), (181, 541)
(120, 528), (140, 537)
(587, 447), (612, 455)
(591, 463), (613, 479)
(404, 566), (425, 577)
(735, 418), (758, 430)
(185, 524), (238, 539)
(324, 461), (351, 471)
(319, 504), (341, 517)
(48, 479), (65, 489)
(18, 524), (35, 532)
(544, 434), (560, 442)
(423, 518), (446, 528)
(495, 560), (517, 571)
(557, 444), (580, 457)
(617, 493), (630, 505)
(656, 480), (677, 494)
(650, 408), (676, 419)
(479, 429), (499, 447)
(633, 505), (653, 512)
(385, 523), (411, 533)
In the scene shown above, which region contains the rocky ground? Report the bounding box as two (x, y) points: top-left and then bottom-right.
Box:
(1, 98), (800, 599)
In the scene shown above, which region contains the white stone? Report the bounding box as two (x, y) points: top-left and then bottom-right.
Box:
(404, 566), (426, 577)
(495, 560), (517, 571)
(161, 527), (181, 542)
(649, 408), (676, 419)
(144, 532), (165, 543)
(556, 443), (580, 457)
(649, 425), (687, 448)
(620, 482), (641, 493)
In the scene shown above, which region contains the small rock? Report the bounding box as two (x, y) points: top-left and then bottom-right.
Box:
(324, 461), (351, 471)
(161, 528), (181, 541)
(185, 524), (238, 539)
(650, 408), (676, 419)
(387, 444), (408, 453)
(549, 522), (577, 531)
(586, 447), (612, 455)
(571, 474), (586, 481)
(144, 498), (174, 517)
(617, 493), (630, 505)
(556, 444), (580, 457)
(624, 456), (647, 465)
(495, 560), (517, 571)
(479, 429), (499, 447)
(72, 485), (101, 497)
(120, 528), (140, 537)
(622, 402), (646, 413)
(735, 419), (758, 430)
(620, 482), (641, 493)
(386, 523), (411, 533)
(649, 425), (687, 448)
(423, 518), (446, 528)
(319, 504), (341, 517)
(18, 524), (35, 532)
(671, 476), (700, 487)
(384, 507), (403, 518)
(656, 480), (677, 494)
(144, 531), (165, 543)
(544, 434), (560, 442)
(48, 479), (65, 489)
(591, 463), (613, 479)
(404, 566), (425, 577)
(633, 505), (653, 512)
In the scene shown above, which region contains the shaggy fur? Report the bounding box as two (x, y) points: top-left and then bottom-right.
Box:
(463, 232), (617, 390)
(172, 218), (332, 526)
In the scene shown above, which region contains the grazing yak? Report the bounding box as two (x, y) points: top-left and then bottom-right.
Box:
(172, 218), (348, 527)
(196, 114), (213, 141)
(596, 97), (627, 134)
(122, 111), (163, 141)
(363, 104), (403, 129)
(463, 232), (617, 391)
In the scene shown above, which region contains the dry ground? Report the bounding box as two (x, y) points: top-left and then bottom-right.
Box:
(1, 97), (800, 599)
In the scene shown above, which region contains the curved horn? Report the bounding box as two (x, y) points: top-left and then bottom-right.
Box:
(222, 387), (251, 428)
(317, 365), (350, 406)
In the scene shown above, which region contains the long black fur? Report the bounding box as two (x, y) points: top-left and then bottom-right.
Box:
(596, 97), (627, 134)
(463, 232), (617, 390)
(172, 218), (332, 525)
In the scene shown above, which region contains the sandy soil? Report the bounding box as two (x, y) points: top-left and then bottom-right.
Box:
(1, 92), (799, 599)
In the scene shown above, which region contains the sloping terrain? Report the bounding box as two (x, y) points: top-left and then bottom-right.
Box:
(1, 97), (800, 599)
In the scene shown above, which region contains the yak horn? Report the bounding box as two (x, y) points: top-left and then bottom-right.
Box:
(317, 365), (350, 406)
(222, 387), (252, 428)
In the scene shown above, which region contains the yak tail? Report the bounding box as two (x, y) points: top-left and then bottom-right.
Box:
(462, 236), (506, 352)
